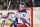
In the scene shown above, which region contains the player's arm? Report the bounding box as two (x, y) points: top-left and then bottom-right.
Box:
(0, 13), (9, 18)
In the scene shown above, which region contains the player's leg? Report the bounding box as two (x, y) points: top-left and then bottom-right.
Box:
(10, 18), (18, 27)
(10, 21), (16, 27)
(1, 20), (5, 27)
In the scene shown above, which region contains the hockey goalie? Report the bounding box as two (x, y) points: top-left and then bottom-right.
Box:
(1, 3), (30, 27)
(10, 4), (30, 27)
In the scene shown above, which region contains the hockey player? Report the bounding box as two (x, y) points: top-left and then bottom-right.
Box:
(10, 3), (30, 27)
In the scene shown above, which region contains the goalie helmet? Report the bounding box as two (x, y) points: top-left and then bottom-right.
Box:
(19, 2), (26, 8)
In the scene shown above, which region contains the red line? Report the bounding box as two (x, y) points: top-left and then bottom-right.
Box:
(31, 7), (33, 27)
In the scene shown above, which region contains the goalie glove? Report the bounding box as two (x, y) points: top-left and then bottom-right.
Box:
(8, 14), (17, 22)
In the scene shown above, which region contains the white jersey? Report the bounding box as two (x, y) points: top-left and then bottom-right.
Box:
(14, 11), (30, 24)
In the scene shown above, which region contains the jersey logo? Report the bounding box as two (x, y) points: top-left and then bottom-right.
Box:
(23, 14), (26, 17)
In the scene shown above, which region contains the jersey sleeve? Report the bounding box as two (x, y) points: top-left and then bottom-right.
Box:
(25, 13), (30, 23)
